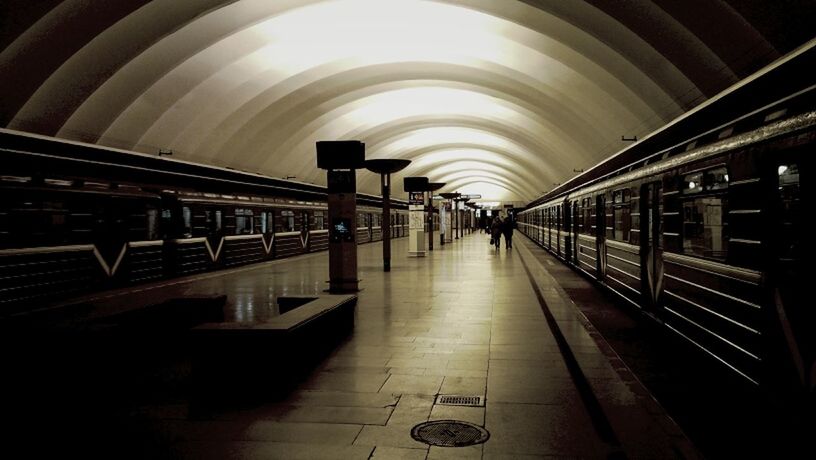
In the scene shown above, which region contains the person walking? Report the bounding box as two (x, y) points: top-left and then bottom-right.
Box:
(490, 216), (502, 250)
(502, 215), (514, 249)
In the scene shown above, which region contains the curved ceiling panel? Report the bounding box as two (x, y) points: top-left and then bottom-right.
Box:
(3, 0), (812, 203)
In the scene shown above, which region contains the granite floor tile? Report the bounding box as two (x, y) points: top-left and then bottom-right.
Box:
(439, 376), (487, 395)
(281, 390), (399, 408)
(302, 371), (390, 393)
(355, 425), (432, 450)
(170, 441), (375, 460)
(380, 374), (444, 396)
(241, 421), (363, 444)
(428, 405), (485, 426)
(370, 445), (429, 459)
(267, 404), (394, 425)
(484, 402), (607, 457)
(386, 394), (435, 427)
(427, 444), (483, 459)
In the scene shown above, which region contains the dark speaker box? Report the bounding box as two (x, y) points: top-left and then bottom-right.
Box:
(403, 176), (429, 192)
(316, 141), (365, 169)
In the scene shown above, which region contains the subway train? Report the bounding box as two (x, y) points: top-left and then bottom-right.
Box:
(518, 40), (815, 397)
(0, 130), (458, 312)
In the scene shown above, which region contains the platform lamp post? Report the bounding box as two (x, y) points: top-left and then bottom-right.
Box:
(454, 196), (467, 239)
(364, 159), (411, 272)
(316, 140), (365, 293)
(465, 201), (476, 234)
(404, 176), (429, 257)
(426, 182), (445, 251)
(439, 192), (459, 244)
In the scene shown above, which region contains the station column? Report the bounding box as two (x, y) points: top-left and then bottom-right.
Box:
(404, 177), (429, 257)
(316, 140), (364, 293)
(439, 192), (459, 244)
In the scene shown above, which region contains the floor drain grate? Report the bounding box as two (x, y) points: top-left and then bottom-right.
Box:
(411, 420), (490, 447)
(436, 395), (484, 406)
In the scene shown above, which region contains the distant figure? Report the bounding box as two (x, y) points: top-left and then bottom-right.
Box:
(502, 217), (514, 249)
(490, 217), (502, 250)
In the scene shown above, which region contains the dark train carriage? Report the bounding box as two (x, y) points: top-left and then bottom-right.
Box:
(0, 177), (163, 307)
(518, 42), (816, 396)
(0, 126), (411, 313)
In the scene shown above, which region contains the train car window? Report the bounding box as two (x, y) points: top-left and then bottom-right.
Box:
(682, 197), (727, 260)
(281, 210), (294, 232)
(260, 212), (268, 234)
(235, 208), (255, 234)
(612, 189), (631, 242)
(314, 211), (325, 230)
(778, 164), (800, 261)
(704, 167), (729, 191)
(683, 172), (704, 193)
(680, 166), (730, 260)
(146, 208), (159, 240)
(160, 209), (173, 239)
(182, 206), (193, 237)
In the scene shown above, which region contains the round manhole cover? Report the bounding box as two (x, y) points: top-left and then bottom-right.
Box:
(410, 420), (490, 447)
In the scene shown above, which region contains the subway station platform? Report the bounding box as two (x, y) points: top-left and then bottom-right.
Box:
(9, 233), (701, 459)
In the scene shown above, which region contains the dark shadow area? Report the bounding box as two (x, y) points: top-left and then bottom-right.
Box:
(189, 295), (356, 414)
(1, 294), (355, 459)
(3, 296), (226, 459)
(526, 243), (815, 459)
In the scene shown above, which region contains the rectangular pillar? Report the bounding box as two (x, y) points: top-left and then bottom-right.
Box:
(408, 191), (425, 257)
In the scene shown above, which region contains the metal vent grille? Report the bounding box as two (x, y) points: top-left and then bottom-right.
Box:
(436, 395), (484, 406)
(411, 420), (490, 447)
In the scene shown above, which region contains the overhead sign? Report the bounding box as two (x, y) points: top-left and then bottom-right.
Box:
(460, 194), (481, 199)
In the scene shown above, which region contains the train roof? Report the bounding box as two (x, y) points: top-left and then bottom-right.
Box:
(0, 128), (407, 208)
(529, 37), (816, 208)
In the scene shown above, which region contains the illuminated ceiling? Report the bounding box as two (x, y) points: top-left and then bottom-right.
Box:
(2, 0), (813, 202)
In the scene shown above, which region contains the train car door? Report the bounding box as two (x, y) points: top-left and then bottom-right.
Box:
(563, 201), (571, 263)
(572, 200), (579, 265)
(640, 182), (664, 307)
(773, 155), (812, 391)
(547, 208), (554, 250)
(301, 211), (310, 251)
(595, 195), (606, 279)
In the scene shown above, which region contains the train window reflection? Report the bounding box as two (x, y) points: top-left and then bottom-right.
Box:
(684, 172), (703, 193)
(682, 197), (728, 260)
(182, 206), (192, 237)
(281, 210), (295, 232)
(146, 208), (159, 240)
(205, 209), (222, 235)
(235, 208), (254, 234)
(612, 189), (631, 242)
(705, 167), (729, 191)
(777, 163), (799, 261)
(315, 211), (325, 230)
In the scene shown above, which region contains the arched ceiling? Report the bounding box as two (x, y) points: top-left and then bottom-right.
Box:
(2, 0), (813, 203)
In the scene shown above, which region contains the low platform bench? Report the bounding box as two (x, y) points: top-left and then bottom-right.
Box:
(190, 294), (357, 403)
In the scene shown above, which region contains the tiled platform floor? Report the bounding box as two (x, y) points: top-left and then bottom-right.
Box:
(67, 232), (698, 459)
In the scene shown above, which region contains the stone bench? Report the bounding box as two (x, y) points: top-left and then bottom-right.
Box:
(190, 294), (357, 404)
